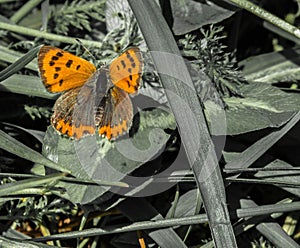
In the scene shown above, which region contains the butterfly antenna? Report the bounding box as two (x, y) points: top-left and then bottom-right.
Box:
(76, 38), (97, 62)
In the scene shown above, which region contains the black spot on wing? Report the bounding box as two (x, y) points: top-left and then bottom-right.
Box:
(52, 56), (59, 61)
(57, 125), (63, 132)
(74, 122), (81, 128)
(55, 67), (61, 72)
(121, 60), (126, 68)
(49, 61), (55, 66)
(59, 79), (64, 86)
(83, 130), (92, 135)
(56, 52), (63, 57)
(126, 52), (135, 63)
(54, 73), (59, 79)
(66, 60), (73, 68)
(103, 130), (107, 136)
(76, 65), (81, 70)
(73, 132), (78, 139)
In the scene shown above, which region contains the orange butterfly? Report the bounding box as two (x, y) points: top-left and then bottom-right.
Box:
(38, 46), (143, 140)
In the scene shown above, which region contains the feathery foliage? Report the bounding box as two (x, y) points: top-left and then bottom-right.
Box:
(179, 26), (246, 97)
(50, 0), (106, 36)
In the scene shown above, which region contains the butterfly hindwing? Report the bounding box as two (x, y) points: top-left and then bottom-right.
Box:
(38, 46), (96, 93)
(51, 71), (103, 139)
(109, 47), (143, 94)
(51, 87), (80, 137)
(98, 87), (133, 140)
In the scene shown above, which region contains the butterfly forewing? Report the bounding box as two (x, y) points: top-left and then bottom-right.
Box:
(109, 47), (143, 94)
(38, 46), (96, 93)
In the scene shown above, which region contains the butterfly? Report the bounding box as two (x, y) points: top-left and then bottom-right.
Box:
(38, 46), (143, 140)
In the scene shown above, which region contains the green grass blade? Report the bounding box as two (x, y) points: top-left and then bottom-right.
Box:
(0, 129), (69, 173)
(0, 45), (37, 71)
(225, 112), (300, 174)
(227, 0), (300, 39)
(255, 159), (300, 197)
(0, 74), (57, 99)
(118, 198), (188, 248)
(30, 201), (300, 242)
(240, 199), (299, 248)
(2, 122), (45, 143)
(0, 21), (102, 47)
(0, 46), (41, 81)
(0, 172), (128, 188)
(128, 0), (236, 246)
(10, 0), (44, 23)
(0, 173), (66, 197)
(0, 236), (58, 248)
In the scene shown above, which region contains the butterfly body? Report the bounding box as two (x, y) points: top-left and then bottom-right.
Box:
(38, 46), (143, 140)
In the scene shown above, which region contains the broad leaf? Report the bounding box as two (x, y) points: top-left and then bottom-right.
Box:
(224, 82), (300, 135)
(240, 47), (300, 83)
(171, 0), (235, 35)
(42, 108), (175, 204)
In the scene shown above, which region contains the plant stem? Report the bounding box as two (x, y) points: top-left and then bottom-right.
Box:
(0, 21), (102, 47)
(31, 201), (300, 242)
(228, 0), (300, 39)
(0, 0), (17, 2)
(10, 0), (44, 23)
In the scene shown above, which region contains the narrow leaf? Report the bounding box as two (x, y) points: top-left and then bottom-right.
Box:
(0, 46), (40, 81)
(128, 0), (236, 246)
(225, 112), (300, 175)
(0, 74), (57, 99)
(0, 129), (69, 173)
(0, 173), (66, 197)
